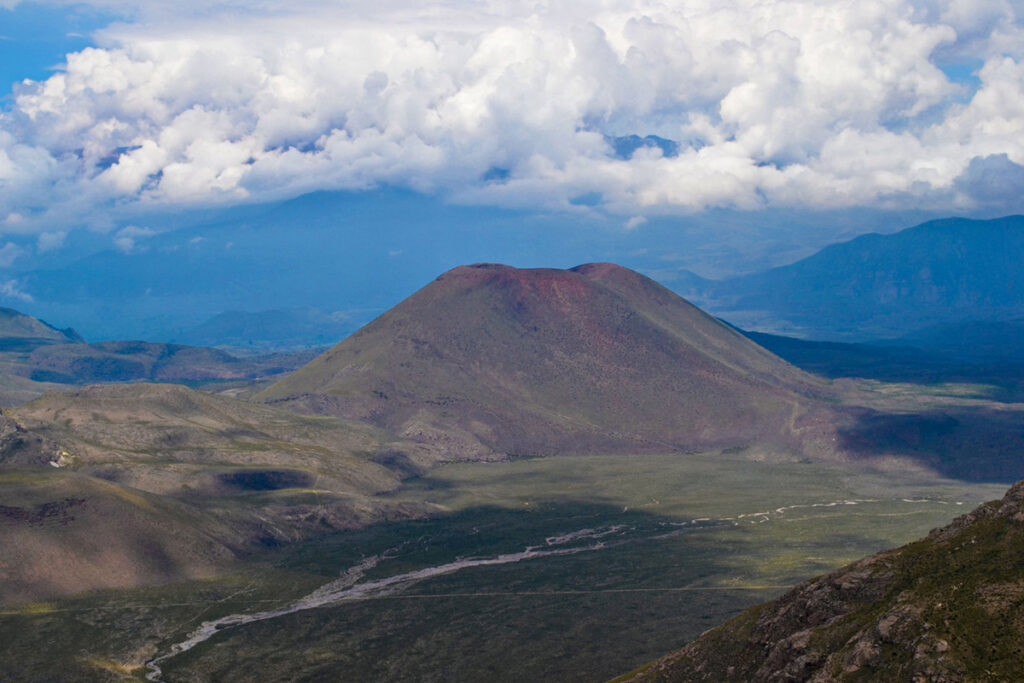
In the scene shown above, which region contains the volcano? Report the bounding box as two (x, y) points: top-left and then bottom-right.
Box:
(260, 263), (825, 460)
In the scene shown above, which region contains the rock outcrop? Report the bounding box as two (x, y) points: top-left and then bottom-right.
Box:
(623, 481), (1024, 682)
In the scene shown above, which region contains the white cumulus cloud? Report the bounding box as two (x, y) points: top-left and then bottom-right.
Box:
(1, 0), (1023, 229)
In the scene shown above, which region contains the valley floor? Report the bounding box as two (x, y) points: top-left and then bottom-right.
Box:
(0, 452), (1006, 682)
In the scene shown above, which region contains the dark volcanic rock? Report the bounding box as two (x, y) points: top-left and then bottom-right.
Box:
(0, 413), (70, 467)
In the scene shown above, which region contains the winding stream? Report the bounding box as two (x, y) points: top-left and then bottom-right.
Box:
(144, 526), (625, 681)
(144, 496), (964, 681)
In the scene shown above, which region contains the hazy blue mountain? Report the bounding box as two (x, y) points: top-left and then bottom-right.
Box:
(0, 189), (933, 344)
(7, 209), (1018, 347)
(179, 308), (369, 349)
(9, 190), (618, 340)
(697, 215), (1024, 340)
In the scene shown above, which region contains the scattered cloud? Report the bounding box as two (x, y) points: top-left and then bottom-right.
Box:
(0, 279), (32, 302)
(0, 0), (1022, 229)
(36, 230), (66, 252)
(112, 224), (155, 253)
(0, 241), (26, 267)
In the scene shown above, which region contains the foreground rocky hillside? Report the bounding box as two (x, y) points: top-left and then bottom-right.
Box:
(624, 480), (1024, 682)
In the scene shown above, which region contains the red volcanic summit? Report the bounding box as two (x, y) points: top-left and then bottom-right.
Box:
(261, 263), (824, 462)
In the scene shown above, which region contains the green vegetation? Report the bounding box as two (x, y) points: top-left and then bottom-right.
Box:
(625, 482), (1024, 682)
(0, 452), (1004, 681)
(0, 570), (319, 681)
(2, 263), (1022, 681)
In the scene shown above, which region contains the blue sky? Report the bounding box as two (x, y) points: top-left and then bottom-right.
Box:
(0, 3), (114, 98)
(0, 1), (1022, 338)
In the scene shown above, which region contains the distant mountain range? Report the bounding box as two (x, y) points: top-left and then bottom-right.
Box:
(176, 213), (1024, 350)
(0, 189), (948, 344)
(177, 307), (371, 350)
(691, 215), (1024, 340)
(0, 308), (320, 406)
(625, 479), (1024, 682)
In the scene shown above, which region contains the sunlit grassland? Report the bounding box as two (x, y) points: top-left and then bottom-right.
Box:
(391, 450), (1000, 525)
(159, 449), (1003, 682)
(385, 451), (1004, 585)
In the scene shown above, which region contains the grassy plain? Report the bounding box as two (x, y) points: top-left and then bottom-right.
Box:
(0, 451), (1005, 681)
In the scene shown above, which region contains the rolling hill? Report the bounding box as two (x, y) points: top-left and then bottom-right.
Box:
(0, 468), (242, 606)
(0, 307), (82, 349)
(260, 263), (829, 462)
(623, 479), (1024, 682)
(22, 340), (314, 385)
(0, 383), (436, 604)
(0, 307), (321, 406)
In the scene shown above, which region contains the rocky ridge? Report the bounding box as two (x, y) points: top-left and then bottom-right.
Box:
(623, 480), (1024, 682)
